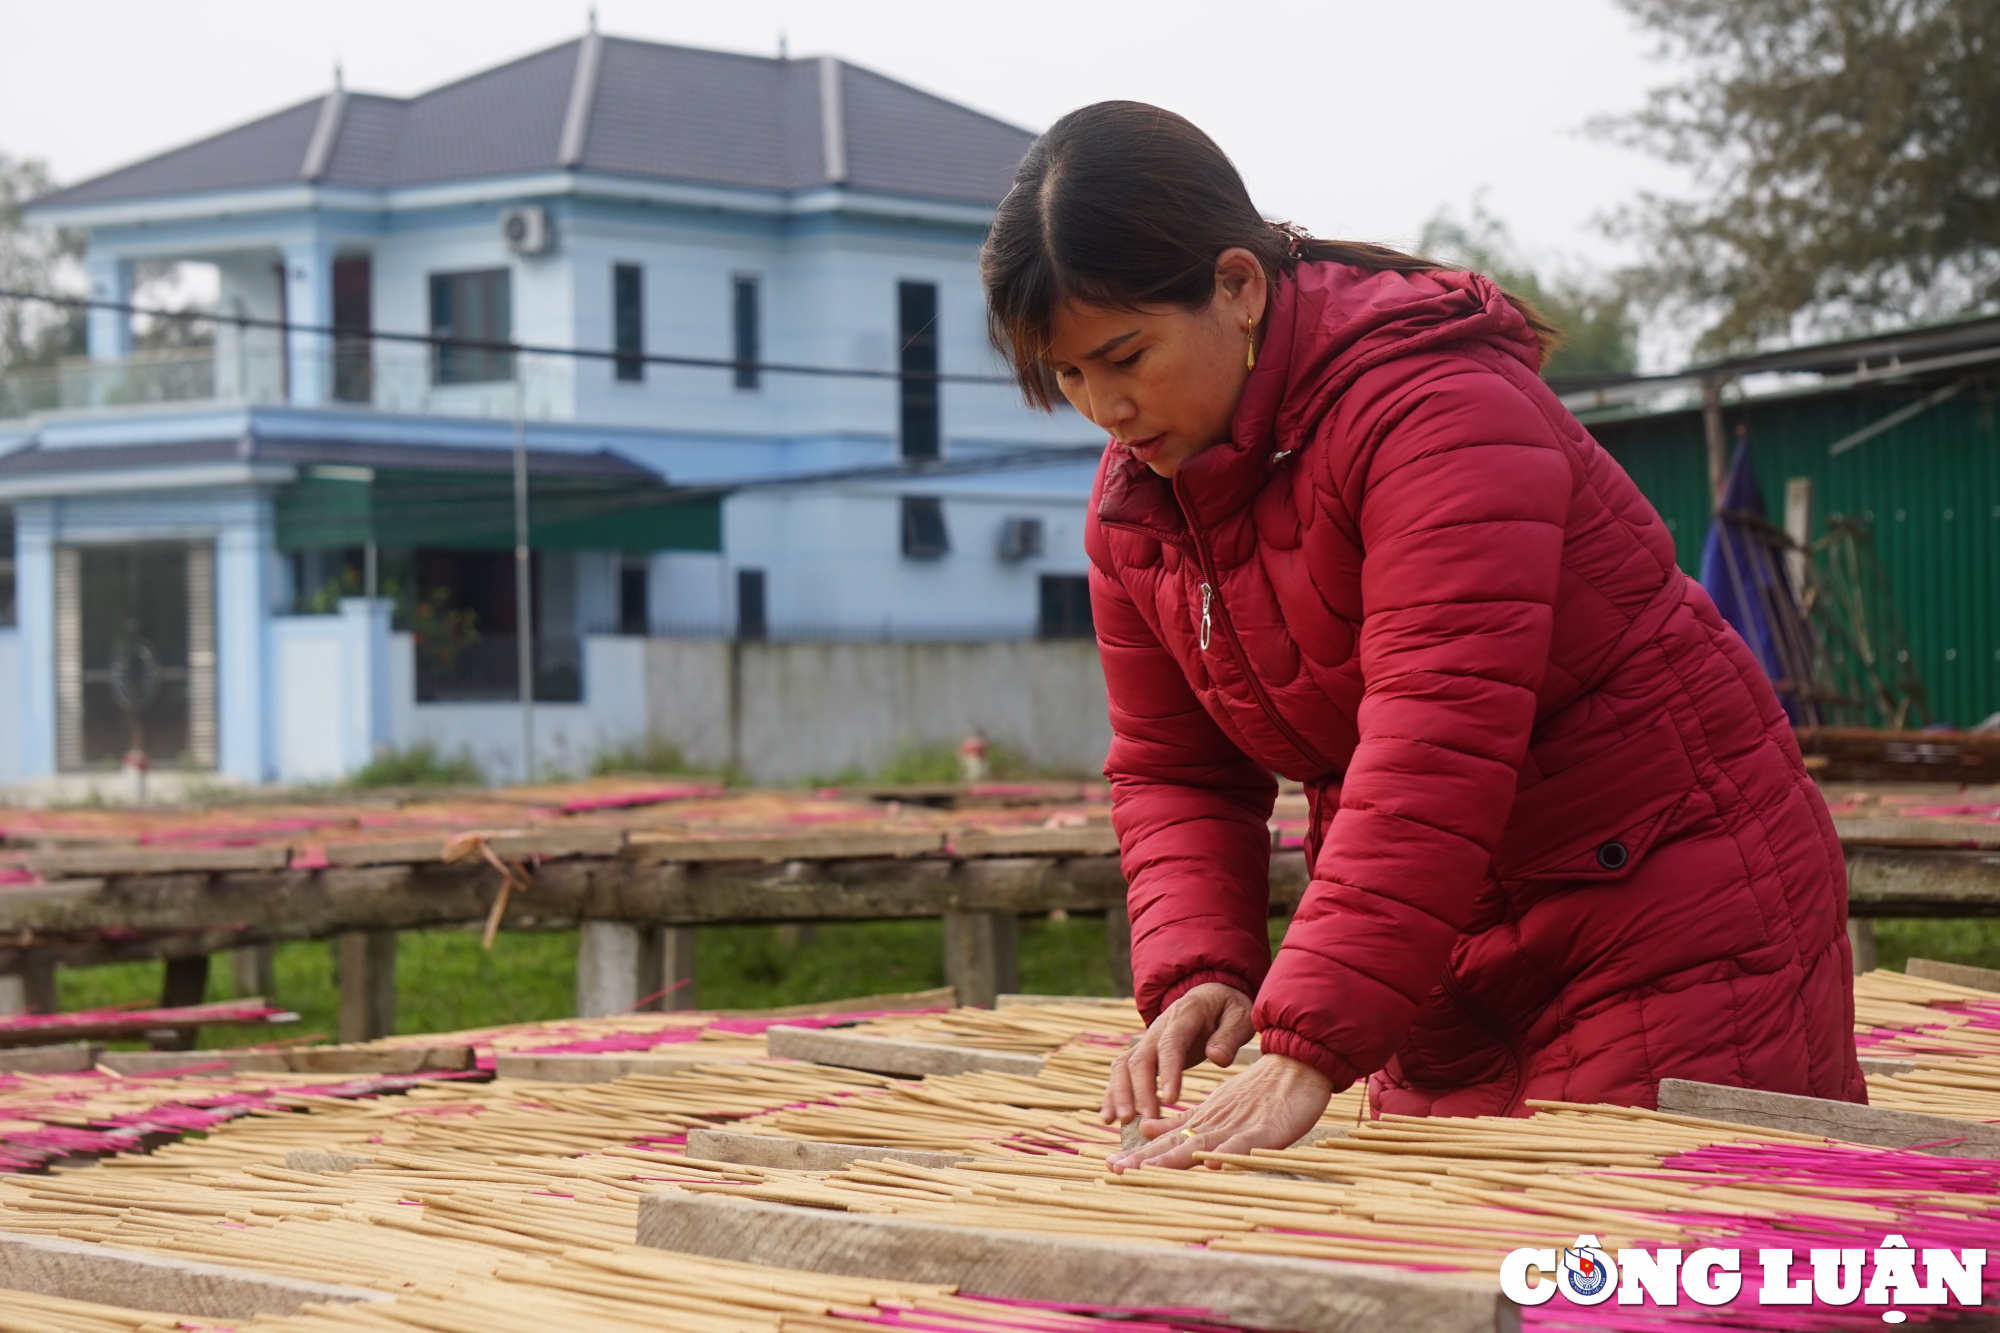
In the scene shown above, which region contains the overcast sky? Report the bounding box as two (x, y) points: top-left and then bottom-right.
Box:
(2, 0), (1693, 312)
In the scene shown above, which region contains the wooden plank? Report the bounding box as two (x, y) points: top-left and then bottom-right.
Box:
(712, 986), (956, 1018)
(1655, 1078), (2000, 1157)
(951, 826), (1119, 858)
(494, 1050), (735, 1082)
(1906, 956), (2000, 993)
(1859, 1056), (1919, 1076)
(284, 1151), (374, 1173)
(635, 1193), (1513, 1333)
(0, 1230), (386, 1317)
(942, 910), (1017, 1008)
(0, 1043), (98, 1073)
(0, 999), (284, 1049)
(995, 994), (1133, 1008)
(321, 838), (446, 867)
(1845, 847), (2000, 916)
(684, 1128), (971, 1172)
(98, 1045), (474, 1076)
(625, 830), (946, 863)
(21, 844), (291, 876)
(1832, 813), (2000, 849)
(764, 1026), (1045, 1077)
(484, 827), (629, 859)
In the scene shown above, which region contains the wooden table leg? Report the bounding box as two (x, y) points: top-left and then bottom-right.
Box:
(1105, 902), (1133, 999)
(943, 911), (1018, 1008)
(335, 931), (396, 1042)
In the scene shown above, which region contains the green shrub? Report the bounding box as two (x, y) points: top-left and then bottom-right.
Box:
(349, 742), (482, 789)
(590, 736), (700, 777)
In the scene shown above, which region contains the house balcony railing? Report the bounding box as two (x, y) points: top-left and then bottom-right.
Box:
(0, 340), (551, 424)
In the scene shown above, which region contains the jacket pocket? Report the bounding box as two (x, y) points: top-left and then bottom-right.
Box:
(1491, 712), (1698, 884)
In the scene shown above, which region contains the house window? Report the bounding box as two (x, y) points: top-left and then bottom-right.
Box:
(618, 558), (649, 635)
(737, 568), (767, 639)
(332, 254), (372, 404)
(429, 268), (513, 384)
(0, 508), (15, 628)
(1039, 574), (1093, 638)
(405, 549), (580, 703)
(898, 281), (939, 460)
(733, 275), (760, 390)
(901, 495), (949, 559)
(613, 263), (644, 382)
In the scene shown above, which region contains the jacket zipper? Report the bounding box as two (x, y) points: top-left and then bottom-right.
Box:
(1176, 492), (1338, 777)
(1439, 970), (1527, 1115)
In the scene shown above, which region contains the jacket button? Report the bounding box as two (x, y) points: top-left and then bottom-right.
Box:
(1596, 841), (1630, 871)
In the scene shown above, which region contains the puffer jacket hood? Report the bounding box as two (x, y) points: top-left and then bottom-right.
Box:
(1088, 260), (1862, 1116)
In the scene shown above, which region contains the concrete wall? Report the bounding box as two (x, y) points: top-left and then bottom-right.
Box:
(641, 637), (1109, 784)
(269, 599), (391, 783)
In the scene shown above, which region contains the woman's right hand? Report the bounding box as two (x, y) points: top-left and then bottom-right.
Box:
(1100, 981), (1255, 1126)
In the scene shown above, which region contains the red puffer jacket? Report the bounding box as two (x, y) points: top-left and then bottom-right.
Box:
(1089, 261), (1864, 1116)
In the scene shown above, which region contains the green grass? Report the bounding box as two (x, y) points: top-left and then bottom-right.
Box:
(52, 915), (1130, 1043)
(56, 914), (1986, 1046)
(589, 736), (706, 778)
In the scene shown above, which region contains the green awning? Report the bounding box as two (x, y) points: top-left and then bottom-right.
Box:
(274, 468), (721, 553)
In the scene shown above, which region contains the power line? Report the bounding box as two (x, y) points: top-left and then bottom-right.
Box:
(0, 288), (1018, 386)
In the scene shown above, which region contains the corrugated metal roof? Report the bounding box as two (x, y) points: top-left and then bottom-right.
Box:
(35, 35), (1034, 212)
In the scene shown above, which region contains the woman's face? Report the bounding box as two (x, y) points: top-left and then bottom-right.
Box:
(1044, 247), (1268, 478)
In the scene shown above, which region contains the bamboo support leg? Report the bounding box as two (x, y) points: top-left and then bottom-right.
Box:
(150, 955), (210, 1050)
(229, 943), (276, 999)
(1848, 916), (1877, 974)
(577, 921), (645, 1018)
(1105, 902), (1133, 998)
(657, 924), (698, 1011)
(943, 910), (1018, 1008)
(335, 930), (397, 1042)
(0, 957), (57, 1017)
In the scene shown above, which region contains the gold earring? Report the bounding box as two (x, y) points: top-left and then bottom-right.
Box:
(1245, 317), (1257, 371)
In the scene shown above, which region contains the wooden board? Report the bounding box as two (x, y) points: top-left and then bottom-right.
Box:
(636, 1192), (1514, 1333)
(684, 1129), (971, 1172)
(1831, 814), (2000, 849)
(0, 999), (289, 1049)
(712, 985), (957, 1018)
(284, 1151), (373, 1173)
(1858, 1056), (1919, 1076)
(97, 1045), (474, 1076)
(1655, 1078), (2000, 1156)
(951, 827), (1120, 858)
(995, 994), (1135, 1008)
(494, 1051), (746, 1082)
(322, 838), (446, 867)
(0, 1230), (385, 1318)
(0, 1042), (97, 1073)
(1844, 847), (2000, 916)
(763, 1026), (1046, 1077)
(624, 830), (946, 863)
(21, 844), (292, 876)
(1906, 956), (2000, 993)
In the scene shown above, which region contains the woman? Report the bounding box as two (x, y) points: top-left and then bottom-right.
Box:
(981, 102), (1864, 1172)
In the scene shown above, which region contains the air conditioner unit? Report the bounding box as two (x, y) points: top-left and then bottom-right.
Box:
(998, 516), (1044, 562)
(500, 205), (553, 256)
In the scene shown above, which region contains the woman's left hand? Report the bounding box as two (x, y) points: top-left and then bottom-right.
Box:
(1106, 1051), (1335, 1173)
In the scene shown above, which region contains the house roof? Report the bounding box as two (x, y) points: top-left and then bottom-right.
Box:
(34, 35), (1035, 212)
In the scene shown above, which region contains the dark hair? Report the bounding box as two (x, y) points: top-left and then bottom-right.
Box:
(981, 101), (1561, 410)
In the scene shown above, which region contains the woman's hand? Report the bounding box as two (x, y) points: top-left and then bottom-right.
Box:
(1106, 1051), (1334, 1173)
(1100, 982), (1255, 1127)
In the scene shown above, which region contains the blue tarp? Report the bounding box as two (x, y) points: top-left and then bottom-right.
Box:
(1700, 437), (1798, 720)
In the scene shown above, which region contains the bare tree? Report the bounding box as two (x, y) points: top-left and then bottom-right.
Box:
(1603, 0), (2000, 353)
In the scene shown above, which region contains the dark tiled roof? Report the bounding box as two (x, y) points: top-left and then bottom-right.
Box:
(36, 36), (1033, 211)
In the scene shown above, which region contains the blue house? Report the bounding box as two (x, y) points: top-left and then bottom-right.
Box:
(0, 32), (1101, 789)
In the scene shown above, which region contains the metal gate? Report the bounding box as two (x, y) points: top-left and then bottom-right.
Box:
(54, 541), (217, 770)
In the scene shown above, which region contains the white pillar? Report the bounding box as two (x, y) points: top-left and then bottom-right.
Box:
(14, 502), (56, 778)
(337, 597), (392, 775)
(83, 255), (132, 362)
(280, 238), (332, 407)
(216, 499), (273, 782)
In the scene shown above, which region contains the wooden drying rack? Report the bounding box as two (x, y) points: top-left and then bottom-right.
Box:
(0, 792), (1993, 1042)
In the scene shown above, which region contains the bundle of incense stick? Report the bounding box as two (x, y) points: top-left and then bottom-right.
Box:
(0, 1147), (1258, 1332)
(834, 1001), (1146, 1053)
(733, 1036), (1365, 1155)
(666, 1103), (2000, 1306)
(0, 1066), (485, 1173)
(1852, 967), (2000, 1063)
